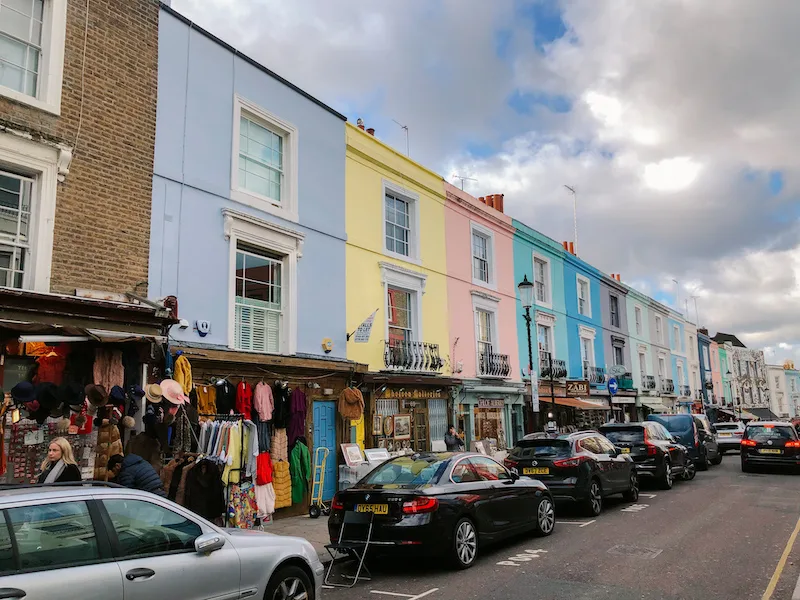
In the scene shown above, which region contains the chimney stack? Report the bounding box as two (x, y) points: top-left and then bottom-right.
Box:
(495, 193), (504, 213)
(569, 241), (575, 254)
(478, 196), (486, 204)
(366, 128), (375, 136)
(616, 274), (621, 282)
(562, 241), (569, 250)
(357, 118), (365, 131)
(485, 194), (495, 209)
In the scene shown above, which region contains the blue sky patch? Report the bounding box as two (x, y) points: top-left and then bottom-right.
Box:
(495, 29), (513, 60)
(768, 171), (784, 196)
(507, 89), (572, 114)
(517, 0), (567, 52)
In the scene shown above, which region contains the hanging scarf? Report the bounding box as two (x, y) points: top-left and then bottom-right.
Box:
(43, 459), (67, 484)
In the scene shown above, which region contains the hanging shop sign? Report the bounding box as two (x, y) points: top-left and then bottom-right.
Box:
(478, 398), (505, 409)
(379, 388), (444, 400)
(566, 380), (590, 396)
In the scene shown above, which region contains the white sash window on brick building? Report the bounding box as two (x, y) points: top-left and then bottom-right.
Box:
(0, 170), (33, 288)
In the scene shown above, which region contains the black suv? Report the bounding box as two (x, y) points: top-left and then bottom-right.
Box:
(599, 422), (694, 490)
(504, 430), (639, 517)
(740, 421), (800, 473)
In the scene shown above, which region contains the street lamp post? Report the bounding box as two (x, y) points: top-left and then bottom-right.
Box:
(518, 275), (535, 431)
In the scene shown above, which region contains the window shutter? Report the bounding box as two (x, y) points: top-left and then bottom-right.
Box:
(236, 303), (280, 353)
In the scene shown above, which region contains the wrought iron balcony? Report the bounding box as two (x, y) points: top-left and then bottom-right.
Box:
(583, 364), (606, 385)
(478, 350), (511, 378)
(384, 340), (444, 373)
(642, 375), (657, 390)
(661, 378), (675, 394)
(680, 384), (691, 397)
(539, 352), (567, 379)
(620, 373), (635, 390)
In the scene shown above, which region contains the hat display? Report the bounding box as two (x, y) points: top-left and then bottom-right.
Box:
(159, 379), (186, 406)
(145, 383), (163, 404)
(86, 384), (109, 408)
(36, 383), (62, 418)
(11, 381), (35, 405)
(109, 385), (126, 406)
(60, 382), (85, 411)
(129, 385), (145, 400)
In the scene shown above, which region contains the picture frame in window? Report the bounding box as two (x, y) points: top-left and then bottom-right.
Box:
(383, 415), (394, 436)
(372, 413), (383, 436)
(364, 448), (391, 464)
(341, 443), (365, 467)
(393, 414), (412, 440)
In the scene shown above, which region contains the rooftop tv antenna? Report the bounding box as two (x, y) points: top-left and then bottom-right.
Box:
(393, 119), (409, 156)
(452, 174), (477, 190)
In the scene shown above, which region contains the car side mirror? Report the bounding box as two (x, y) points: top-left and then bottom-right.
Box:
(195, 532), (225, 554)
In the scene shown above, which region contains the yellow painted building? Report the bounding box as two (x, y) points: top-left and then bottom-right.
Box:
(345, 122), (453, 452)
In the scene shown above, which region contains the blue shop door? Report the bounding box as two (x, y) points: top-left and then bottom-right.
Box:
(313, 401), (337, 501)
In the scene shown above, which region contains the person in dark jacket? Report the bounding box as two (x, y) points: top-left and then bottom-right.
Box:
(38, 437), (82, 483)
(108, 453), (166, 496)
(444, 426), (465, 452)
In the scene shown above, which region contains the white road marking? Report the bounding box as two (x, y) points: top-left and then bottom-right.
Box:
(497, 548), (548, 566)
(409, 589), (439, 600)
(497, 560), (518, 566)
(640, 493), (658, 498)
(621, 503), (649, 513)
(370, 592), (413, 598)
(557, 520), (595, 526)
(580, 519), (597, 527)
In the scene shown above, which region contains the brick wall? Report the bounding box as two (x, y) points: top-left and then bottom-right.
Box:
(0, 0), (159, 295)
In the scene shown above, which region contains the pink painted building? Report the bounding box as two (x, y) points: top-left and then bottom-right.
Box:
(444, 182), (524, 449)
(710, 341), (723, 405)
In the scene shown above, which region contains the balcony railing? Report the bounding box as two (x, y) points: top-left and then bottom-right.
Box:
(642, 374), (657, 390)
(620, 373), (635, 390)
(478, 350), (511, 378)
(583, 363), (606, 385)
(680, 384), (691, 397)
(384, 340), (444, 373)
(539, 352), (567, 379)
(661, 378), (675, 394)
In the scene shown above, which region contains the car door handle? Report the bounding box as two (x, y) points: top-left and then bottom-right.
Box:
(126, 568), (156, 581)
(0, 589), (26, 600)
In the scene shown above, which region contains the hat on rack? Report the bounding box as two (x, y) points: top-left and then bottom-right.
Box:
(86, 384), (109, 408)
(109, 385), (126, 407)
(10, 381), (35, 405)
(159, 379), (187, 406)
(144, 383), (163, 404)
(129, 385), (145, 402)
(60, 382), (85, 412)
(36, 383), (62, 417)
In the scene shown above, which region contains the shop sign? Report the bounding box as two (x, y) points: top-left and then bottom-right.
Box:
(380, 388), (443, 400)
(611, 397), (636, 404)
(566, 380), (590, 396)
(24, 430), (45, 446)
(478, 398), (504, 409)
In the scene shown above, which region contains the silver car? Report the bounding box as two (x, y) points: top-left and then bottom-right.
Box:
(0, 482), (323, 600)
(713, 421), (746, 453)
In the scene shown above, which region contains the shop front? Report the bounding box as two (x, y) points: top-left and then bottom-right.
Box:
(455, 381), (526, 451)
(532, 379), (610, 432)
(610, 390), (638, 422)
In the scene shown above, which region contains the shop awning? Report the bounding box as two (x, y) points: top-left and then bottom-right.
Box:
(748, 408), (779, 420)
(5, 323), (166, 344)
(718, 407), (759, 420)
(641, 399), (666, 411)
(555, 397), (610, 410)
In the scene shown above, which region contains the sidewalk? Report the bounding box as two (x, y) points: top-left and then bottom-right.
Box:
(265, 514), (331, 564)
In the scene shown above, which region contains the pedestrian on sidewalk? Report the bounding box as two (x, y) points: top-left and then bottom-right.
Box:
(38, 437), (82, 484)
(107, 453), (166, 496)
(445, 425), (465, 452)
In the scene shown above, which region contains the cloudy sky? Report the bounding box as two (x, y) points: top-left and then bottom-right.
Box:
(172, 0), (800, 364)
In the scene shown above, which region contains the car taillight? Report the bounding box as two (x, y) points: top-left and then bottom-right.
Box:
(402, 497), (439, 514)
(504, 458), (518, 469)
(741, 439), (757, 447)
(646, 443), (658, 456)
(785, 441), (800, 448)
(331, 494), (344, 511)
(553, 455), (590, 468)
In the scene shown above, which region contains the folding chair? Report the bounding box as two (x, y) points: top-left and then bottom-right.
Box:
(324, 511), (374, 587)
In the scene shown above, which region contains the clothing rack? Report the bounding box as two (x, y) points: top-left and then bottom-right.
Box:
(200, 412), (247, 526)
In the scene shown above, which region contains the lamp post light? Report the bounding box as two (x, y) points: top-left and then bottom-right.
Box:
(518, 275), (535, 431)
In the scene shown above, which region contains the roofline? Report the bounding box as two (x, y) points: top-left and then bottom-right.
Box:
(159, 2), (347, 122)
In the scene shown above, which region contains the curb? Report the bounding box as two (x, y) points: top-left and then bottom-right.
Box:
(793, 572), (800, 600)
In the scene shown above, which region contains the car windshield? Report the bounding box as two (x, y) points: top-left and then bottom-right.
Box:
(658, 419), (690, 434)
(715, 423), (741, 431)
(510, 439), (572, 458)
(746, 425), (796, 443)
(601, 428), (644, 443)
(362, 455), (449, 486)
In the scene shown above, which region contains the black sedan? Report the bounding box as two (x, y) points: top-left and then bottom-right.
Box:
(503, 430), (639, 516)
(741, 421), (800, 473)
(599, 422), (695, 489)
(328, 452), (555, 569)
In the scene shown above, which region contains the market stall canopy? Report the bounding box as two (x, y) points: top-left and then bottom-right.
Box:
(555, 397), (610, 410)
(718, 407), (759, 420)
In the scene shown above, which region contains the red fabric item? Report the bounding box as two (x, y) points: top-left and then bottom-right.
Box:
(70, 407), (93, 435)
(256, 452), (274, 485)
(34, 345), (70, 384)
(236, 382), (253, 420)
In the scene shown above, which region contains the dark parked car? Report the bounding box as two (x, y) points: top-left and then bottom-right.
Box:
(503, 431), (639, 517)
(647, 413), (717, 470)
(740, 421), (800, 473)
(328, 452), (555, 569)
(693, 414), (722, 465)
(599, 422), (694, 489)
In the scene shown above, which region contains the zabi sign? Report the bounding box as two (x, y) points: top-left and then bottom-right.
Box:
(478, 398), (504, 409)
(566, 380), (590, 396)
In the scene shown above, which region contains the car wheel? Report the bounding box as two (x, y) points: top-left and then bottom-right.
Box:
(584, 479), (603, 516)
(622, 471), (639, 502)
(451, 518), (478, 569)
(710, 452), (723, 466)
(682, 460), (696, 481)
(265, 565), (314, 600)
(534, 497), (555, 536)
(308, 504), (321, 519)
(660, 460), (673, 490)
(697, 450), (710, 471)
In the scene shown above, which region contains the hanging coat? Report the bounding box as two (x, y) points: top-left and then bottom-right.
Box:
(289, 440), (311, 505)
(173, 354), (193, 395)
(287, 388), (306, 446)
(272, 460), (292, 509)
(272, 385), (291, 428)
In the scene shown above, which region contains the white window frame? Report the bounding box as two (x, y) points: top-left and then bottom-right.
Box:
(677, 363), (685, 387)
(382, 179), (421, 264)
(638, 350), (647, 377)
(0, 0), (66, 115)
(613, 344), (625, 367)
(223, 208), (304, 355)
(576, 274), (591, 318)
(673, 325), (681, 352)
(535, 310), (556, 358)
(532, 252), (552, 308)
(609, 293), (620, 328)
(381, 261), (427, 342)
(658, 355), (667, 379)
(471, 290), (500, 356)
(0, 131), (60, 292)
(579, 324), (596, 371)
(231, 95), (299, 223)
(634, 305), (643, 336)
(470, 221), (495, 290)
(655, 315), (664, 344)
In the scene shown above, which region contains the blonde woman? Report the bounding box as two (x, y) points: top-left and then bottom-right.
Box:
(37, 437), (82, 484)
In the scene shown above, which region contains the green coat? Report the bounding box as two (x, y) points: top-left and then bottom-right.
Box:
(290, 441), (311, 505)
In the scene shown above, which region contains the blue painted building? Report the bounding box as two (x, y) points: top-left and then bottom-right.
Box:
(697, 329), (712, 406)
(148, 5), (365, 505)
(667, 310), (690, 411)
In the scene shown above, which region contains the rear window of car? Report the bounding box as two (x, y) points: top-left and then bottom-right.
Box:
(509, 439), (572, 459)
(362, 456), (449, 486)
(746, 425), (797, 442)
(600, 427), (644, 443)
(656, 418), (692, 434)
(714, 423), (741, 431)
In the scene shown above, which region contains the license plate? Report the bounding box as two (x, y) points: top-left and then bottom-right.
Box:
(523, 467), (549, 475)
(719, 433), (731, 437)
(759, 449), (782, 455)
(621, 448), (630, 453)
(356, 504), (388, 514)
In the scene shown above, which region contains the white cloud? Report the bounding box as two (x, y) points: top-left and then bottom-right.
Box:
(643, 157), (702, 192)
